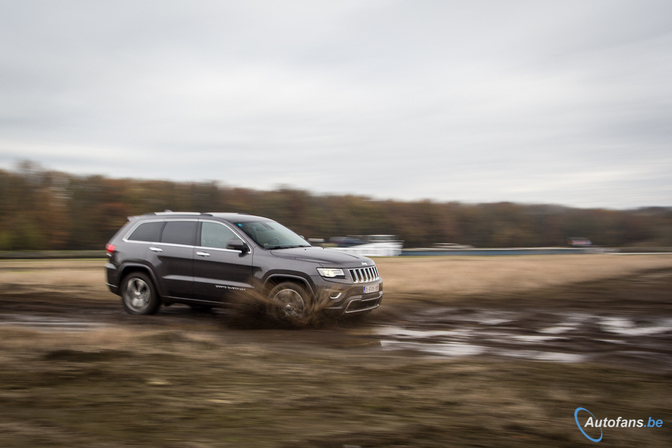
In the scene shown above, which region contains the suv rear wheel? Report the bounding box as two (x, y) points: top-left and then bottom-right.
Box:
(121, 272), (160, 315)
(268, 282), (309, 319)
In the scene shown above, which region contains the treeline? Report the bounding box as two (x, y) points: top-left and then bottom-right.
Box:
(1, 163), (670, 250)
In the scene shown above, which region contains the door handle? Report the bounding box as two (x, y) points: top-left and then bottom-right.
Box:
(149, 247), (163, 252)
(196, 251), (210, 257)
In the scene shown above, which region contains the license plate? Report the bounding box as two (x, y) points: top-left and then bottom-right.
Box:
(363, 284), (379, 294)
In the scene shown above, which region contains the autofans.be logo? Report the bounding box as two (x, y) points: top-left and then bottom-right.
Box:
(574, 407), (664, 442)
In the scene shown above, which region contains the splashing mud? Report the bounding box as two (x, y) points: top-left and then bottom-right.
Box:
(225, 280), (341, 328)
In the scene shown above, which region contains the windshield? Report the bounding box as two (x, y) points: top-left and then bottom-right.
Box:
(234, 220), (310, 249)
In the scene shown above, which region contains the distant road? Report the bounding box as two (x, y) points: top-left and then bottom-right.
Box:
(402, 247), (615, 256)
(0, 250), (105, 260)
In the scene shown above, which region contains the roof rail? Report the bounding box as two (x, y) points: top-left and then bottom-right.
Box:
(152, 211), (201, 216)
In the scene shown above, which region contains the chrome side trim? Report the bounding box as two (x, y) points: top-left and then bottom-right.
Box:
(194, 245), (241, 254)
(122, 218), (255, 251)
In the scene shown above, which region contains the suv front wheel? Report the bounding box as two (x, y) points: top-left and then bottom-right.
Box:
(121, 272), (161, 315)
(268, 282), (309, 320)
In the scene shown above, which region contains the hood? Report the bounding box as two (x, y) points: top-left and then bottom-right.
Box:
(270, 247), (373, 266)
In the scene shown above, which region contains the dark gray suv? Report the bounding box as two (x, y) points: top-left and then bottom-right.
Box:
(105, 212), (383, 317)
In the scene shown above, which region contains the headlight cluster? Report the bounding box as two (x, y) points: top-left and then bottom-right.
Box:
(316, 268), (346, 278)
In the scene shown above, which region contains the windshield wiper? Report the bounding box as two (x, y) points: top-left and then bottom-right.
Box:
(267, 245), (310, 250)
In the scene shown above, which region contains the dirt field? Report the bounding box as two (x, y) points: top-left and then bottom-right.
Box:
(0, 255), (671, 447)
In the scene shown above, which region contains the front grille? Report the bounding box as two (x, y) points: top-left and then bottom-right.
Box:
(349, 266), (380, 283)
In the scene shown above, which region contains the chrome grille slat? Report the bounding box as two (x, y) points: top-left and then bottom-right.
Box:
(349, 266), (380, 283)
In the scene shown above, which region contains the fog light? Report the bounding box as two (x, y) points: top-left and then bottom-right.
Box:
(326, 290), (342, 300)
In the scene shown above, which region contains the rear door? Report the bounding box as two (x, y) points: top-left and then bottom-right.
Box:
(152, 220), (197, 299)
(193, 220), (254, 302)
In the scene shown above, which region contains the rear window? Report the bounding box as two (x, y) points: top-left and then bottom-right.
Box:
(161, 221), (197, 246)
(127, 221), (164, 242)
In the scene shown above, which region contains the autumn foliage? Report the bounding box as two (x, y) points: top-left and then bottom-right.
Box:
(1, 163), (670, 251)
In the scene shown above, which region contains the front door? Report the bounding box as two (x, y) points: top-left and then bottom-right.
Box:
(193, 220), (253, 302)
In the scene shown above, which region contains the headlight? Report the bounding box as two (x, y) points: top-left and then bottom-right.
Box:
(317, 268), (345, 278)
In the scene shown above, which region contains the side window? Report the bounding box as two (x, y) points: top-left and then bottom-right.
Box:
(161, 221), (197, 246)
(200, 222), (239, 249)
(127, 221), (164, 242)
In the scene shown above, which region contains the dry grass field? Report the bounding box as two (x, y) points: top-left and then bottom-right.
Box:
(0, 254), (671, 447)
(0, 259), (108, 294)
(2, 253), (672, 300)
(376, 254), (672, 300)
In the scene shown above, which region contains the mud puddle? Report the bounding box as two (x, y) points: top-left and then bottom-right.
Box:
(372, 308), (672, 370)
(2, 297), (672, 372)
(0, 313), (111, 331)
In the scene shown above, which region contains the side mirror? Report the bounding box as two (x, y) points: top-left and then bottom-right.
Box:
(226, 238), (249, 253)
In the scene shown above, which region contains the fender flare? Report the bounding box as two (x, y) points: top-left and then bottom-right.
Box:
(263, 272), (315, 297)
(118, 262), (164, 297)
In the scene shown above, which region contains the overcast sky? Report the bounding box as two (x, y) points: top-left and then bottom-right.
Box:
(1, 1), (671, 208)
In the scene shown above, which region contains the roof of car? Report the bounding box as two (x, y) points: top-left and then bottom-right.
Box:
(136, 211), (271, 223)
(206, 212), (270, 223)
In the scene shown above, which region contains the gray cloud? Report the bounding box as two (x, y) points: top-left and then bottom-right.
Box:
(1, 0), (671, 208)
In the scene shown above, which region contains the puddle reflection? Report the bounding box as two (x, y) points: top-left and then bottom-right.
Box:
(375, 309), (672, 369)
(0, 314), (110, 332)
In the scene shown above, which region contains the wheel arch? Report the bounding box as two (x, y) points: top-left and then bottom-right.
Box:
(118, 263), (163, 298)
(263, 273), (314, 298)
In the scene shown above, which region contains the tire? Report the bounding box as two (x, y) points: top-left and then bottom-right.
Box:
(268, 282), (309, 320)
(121, 272), (161, 315)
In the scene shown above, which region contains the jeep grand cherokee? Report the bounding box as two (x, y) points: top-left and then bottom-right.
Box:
(105, 212), (383, 317)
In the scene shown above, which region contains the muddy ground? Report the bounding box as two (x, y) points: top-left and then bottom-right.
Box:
(0, 256), (671, 447)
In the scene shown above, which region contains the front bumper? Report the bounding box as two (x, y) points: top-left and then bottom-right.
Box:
(322, 280), (384, 315)
(340, 291), (383, 313)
